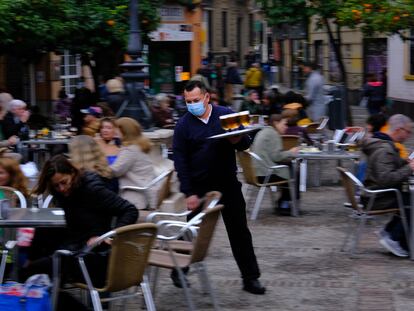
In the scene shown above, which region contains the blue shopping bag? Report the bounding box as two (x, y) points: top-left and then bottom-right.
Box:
(0, 275), (51, 311)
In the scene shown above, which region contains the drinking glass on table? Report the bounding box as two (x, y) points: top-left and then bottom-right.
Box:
(30, 194), (39, 212)
(29, 130), (36, 139)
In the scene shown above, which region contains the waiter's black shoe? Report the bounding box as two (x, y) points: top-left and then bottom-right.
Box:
(243, 279), (266, 295)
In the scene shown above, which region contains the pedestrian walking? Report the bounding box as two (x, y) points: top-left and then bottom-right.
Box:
(224, 62), (243, 104)
(303, 62), (325, 122)
(363, 73), (386, 116)
(244, 63), (263, 99)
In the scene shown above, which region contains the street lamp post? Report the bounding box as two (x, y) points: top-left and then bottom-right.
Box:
(118, 0), (153, 129)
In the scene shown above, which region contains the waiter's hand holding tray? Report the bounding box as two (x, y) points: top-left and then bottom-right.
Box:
(208, 111), (263, 139)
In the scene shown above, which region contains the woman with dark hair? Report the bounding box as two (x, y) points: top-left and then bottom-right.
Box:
(366, 113), (387, 137)
(262, 89), (282, 116)
(22, 155), (137, 285)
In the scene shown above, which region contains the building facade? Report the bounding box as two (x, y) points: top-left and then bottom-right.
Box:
(388, 34), (414, 117)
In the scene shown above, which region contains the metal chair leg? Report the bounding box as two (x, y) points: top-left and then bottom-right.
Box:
(177, 267), (195, 311)
(198, 263), (220, 311)
(195, 263), (208, 294)
(0, 249), (8, 285)
(141, 275), (156, 311)
(150, 266), (159, 298)
(78, 257), (103, 311)
(250, 186), (267, 220)
(350, 216), (367, 258)
(340, 216), (355, 252)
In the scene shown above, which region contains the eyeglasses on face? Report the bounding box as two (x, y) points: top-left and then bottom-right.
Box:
(400, 127), (412, 135)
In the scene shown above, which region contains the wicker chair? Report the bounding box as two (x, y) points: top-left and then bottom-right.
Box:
(149, 205), (224, 311)
(52, 223), (158, 311)
(337, 167), (409, 257)
(120, 169), (174, 222)
(237, 150), (297, 219)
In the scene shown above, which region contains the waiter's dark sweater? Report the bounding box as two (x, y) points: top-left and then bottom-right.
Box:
(173, 105), (251, 197)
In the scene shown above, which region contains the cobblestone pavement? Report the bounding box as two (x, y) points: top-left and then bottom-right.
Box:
(120, 107), (414, 311)
(121, 185), (414, 311)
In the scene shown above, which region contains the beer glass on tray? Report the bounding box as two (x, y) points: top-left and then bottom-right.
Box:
(219, 111), (251, 131)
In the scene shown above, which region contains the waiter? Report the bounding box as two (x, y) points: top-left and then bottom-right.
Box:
(173, 80), (265, 294)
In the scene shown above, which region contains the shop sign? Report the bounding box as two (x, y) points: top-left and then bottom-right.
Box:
(149, 24), (193, 41)
(181, 72), (190, 81)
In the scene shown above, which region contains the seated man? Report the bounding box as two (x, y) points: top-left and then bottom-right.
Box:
(80, 106), (102, 136)
(2, 99), (30, 140)
(361, 114), (414, 257)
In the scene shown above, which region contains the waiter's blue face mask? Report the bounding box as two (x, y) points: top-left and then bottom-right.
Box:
(186, 95), (206, 117)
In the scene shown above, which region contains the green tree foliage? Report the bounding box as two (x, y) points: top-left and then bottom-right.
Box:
(0, 0), (162, 59)
(258, 0), (309, 25)
(337, 0), (414, 39)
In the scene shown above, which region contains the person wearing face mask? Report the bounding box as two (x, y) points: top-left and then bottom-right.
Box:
(173, 80), (266, 295)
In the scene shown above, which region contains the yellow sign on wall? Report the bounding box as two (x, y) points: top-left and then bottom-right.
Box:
(181, 72), (190, 81)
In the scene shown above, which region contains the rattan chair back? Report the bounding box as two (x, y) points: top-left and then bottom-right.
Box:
(103, 223), (157, 292)
(190, 205), (223, 264)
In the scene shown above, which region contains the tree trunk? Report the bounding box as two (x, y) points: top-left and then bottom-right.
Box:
(323, 18), (353, 126)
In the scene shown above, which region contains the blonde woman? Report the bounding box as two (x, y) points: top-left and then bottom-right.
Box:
(111, 117), (157, 210)
(95, 118), (121, 165)
(69, 135), (118, 192)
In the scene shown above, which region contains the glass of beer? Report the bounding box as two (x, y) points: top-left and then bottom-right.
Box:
(250, 115), (260, 124)
(238, 111), (250, 127)
(347, 143), (358, 152)
(220, 113), (240, 131)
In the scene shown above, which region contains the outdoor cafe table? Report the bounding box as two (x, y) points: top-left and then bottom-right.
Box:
(292, 151), (361, 192)
(0, 208), (65, 228)
(0, 208), (65, 280)
(19, 138), (71, 167)
(20, 139), (70, 146)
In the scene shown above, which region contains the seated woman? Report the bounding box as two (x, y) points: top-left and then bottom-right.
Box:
(251, 114), (299, 216)
(111, 118), (158, 211)
(282, 109), (313, 145)
(95, 118), (121, 165)
(283, 91), (312, 126)
(22, 155), (138, 288)
(69, 135), (118, 193)
(261, 90), (282, 116)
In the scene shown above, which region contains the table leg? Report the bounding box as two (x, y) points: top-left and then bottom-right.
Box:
(299, 160), (307, 192)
